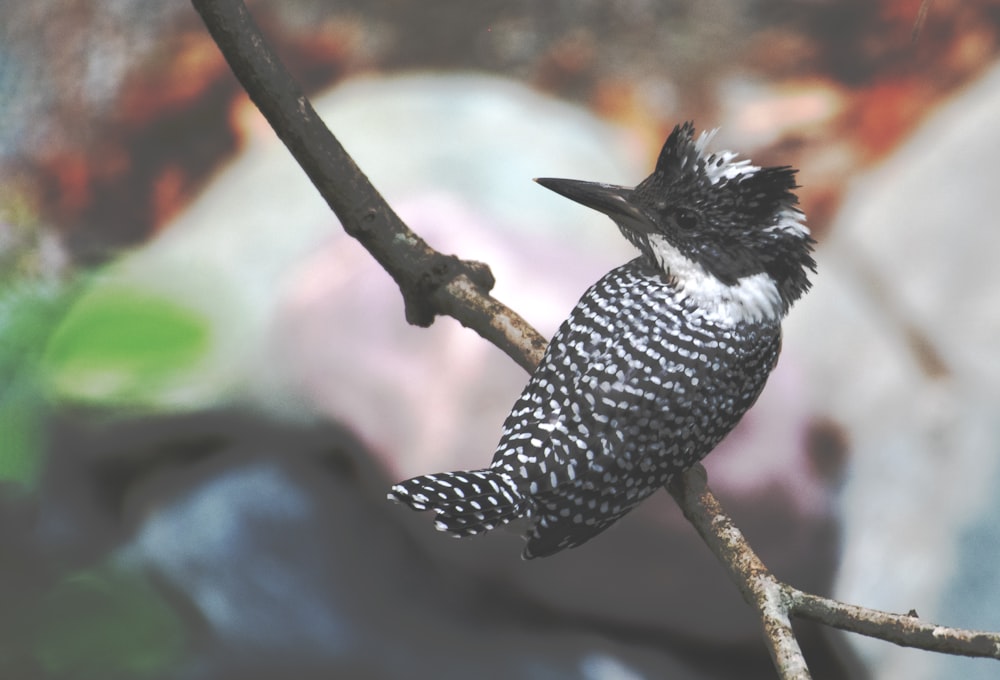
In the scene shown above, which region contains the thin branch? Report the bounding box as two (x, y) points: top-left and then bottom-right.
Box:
(669, 467), (1000, 669)
(190, 0), (545, 372)
(436, 274), (548, 371)
(191, 0), (1000, 675)
(789, 589), (1000, 660)
(912, 0), (932, 44)
(669, 466), (811, 680)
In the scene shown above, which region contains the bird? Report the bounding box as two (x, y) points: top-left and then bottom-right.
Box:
(388, 121), (816, 559)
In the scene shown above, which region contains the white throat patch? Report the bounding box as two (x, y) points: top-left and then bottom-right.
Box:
(647, 234), (784, 325)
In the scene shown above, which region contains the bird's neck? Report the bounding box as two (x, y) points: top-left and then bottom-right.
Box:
(644, 235), (785, 326)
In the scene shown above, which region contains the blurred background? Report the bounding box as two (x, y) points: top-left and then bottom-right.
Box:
(2, 1), (1000, 678)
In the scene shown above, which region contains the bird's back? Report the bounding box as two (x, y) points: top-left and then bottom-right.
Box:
(491, 257), (782, 557)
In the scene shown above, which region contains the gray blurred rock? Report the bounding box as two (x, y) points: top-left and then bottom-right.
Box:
(787, 57), (1000, 680)
(103, 411), (710, 680)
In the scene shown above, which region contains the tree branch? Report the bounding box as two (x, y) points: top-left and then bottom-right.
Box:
(788, 589), (1000, 659)
(191, 0), (1000, 676)
(668, 468), (1000, 678)
(668, 466), (811, 679)
(190, 0), (545, 372)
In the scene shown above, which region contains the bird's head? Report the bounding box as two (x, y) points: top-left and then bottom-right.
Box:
(536, 122), (815, 322)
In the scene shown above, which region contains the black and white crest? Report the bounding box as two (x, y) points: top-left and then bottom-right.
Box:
(633, 122), (816, 312)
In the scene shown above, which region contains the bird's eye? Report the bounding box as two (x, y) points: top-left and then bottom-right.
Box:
(674, 208), (699, 230)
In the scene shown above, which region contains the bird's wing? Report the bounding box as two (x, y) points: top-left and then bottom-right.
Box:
(519, 291), (781, 557)
(514, 303), (691, 556)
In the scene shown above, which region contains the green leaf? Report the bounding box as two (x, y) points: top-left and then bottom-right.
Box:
(0, 282), (73, 486)
(30, 566), (185, 680)
(41, 287), (211, 408)
(0, 394), (43, 485)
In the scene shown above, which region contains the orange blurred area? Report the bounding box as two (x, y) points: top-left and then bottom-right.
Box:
(2, 0), (997, 262)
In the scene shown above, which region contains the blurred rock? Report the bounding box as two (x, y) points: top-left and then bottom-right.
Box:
(788, 57), (1000, 680)
(21, 410), (713, 679)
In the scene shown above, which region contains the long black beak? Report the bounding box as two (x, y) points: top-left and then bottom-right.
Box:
(534, 177), (655, 233)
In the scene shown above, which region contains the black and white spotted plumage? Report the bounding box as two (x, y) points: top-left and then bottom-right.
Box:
(389, 122), (815, 559)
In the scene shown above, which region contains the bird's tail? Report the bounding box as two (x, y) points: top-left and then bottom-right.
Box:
(387, 469), (526, 537)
